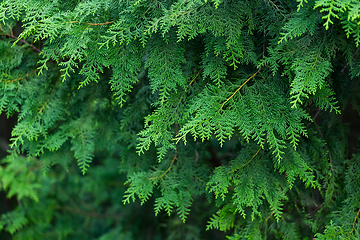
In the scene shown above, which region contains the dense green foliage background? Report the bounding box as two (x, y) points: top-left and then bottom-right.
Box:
(0, 0), (360, 239)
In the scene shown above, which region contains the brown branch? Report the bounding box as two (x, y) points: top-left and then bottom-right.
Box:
(0, 25), (41, 53)
(188, 68), (203, 87)
(312, 108), (321, 122)
(340, 45), (360, 75)
(309, 203), (324, 216)
(17, 38), (42, 53)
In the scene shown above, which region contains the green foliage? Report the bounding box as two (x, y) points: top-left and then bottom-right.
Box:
(0, 0), (359, 239)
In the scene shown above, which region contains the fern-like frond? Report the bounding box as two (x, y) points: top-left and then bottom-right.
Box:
(69, 118), (96, 175)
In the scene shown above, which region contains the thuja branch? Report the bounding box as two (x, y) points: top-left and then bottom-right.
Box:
(231, 137), (267, 173)
(267, 0), (287, 19)
(350, 208), (360, 236)
(0, 25), (41, 53)
(176, 68), (202, 109)
(2, 69), (38, 83)
(265, 186), (284, 222)
(218, 67), (261, 111)
(265, 210), (274, 222)
(242, 146), (261, 168)
(228, 145), (262, 174)
(149, 149), (178, 180)
(173, 68), (203, 140)
(340, 45), (360, 75)
(310, 203), (324, 216)
(176, 67), (263, 142)
(268, 0), (281, 12)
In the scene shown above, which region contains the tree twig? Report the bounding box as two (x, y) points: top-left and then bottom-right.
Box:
(149, 149), (178, 180)
(176, 68), (202, 109)
(1, 69), (39, 83)
(340, 45), (360, 75)
(350, 207), (360, 236)
(218, 67), (261, 111)
(0, 25), (41, 53)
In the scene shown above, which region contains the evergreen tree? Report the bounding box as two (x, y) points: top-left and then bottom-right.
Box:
(0, 0), (359, 239)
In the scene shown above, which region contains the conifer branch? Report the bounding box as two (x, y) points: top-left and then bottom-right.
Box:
(176, 68), (202, 109)
(17, 38), (41, 53)
(230, 137), (267, 173)
(0, 1), (358, 238)
(218, 67), (261, 111)
(2, 69), (38, 83)
(241, 146), (261, 169)
(350, 207), (360, 236)
(340, 45), (360, 74)
(143, 0), (157, 16)
(312, 108), (320, 121)
(265, 210), (274, 222)
(0, 25), (41, 53)
(268, 0), (281, 12)
(194, 175), (203, 182)
(169, 6), (201, 20)
(267, 0), (287, 18)
(188, 68), (203, 87)
(310, 203), (323, 216)
(149, 149), (177, 180)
